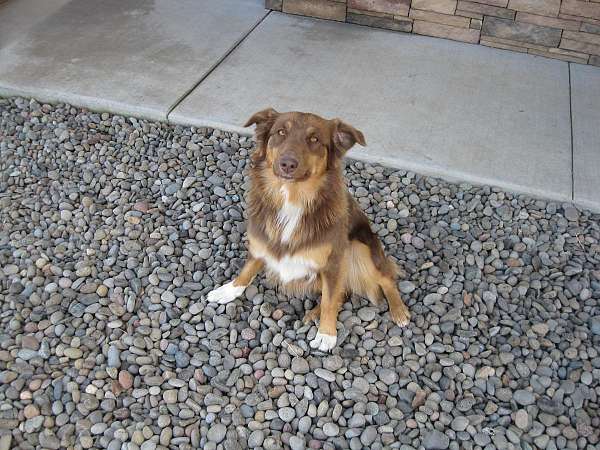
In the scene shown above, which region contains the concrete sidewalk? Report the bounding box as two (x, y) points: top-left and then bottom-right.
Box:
(0, 0), (267, 120)
(0, 0), (598, 211)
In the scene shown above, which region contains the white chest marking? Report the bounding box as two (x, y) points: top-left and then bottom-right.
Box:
(277, 186), (303, 243)
(252, 246), (317, 283)
(267, 254), (317, 283)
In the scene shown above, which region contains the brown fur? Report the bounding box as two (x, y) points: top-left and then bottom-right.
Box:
(225, 109), (410, 347)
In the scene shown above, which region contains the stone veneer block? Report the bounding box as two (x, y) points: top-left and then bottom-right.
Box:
(347, 7), (387, 16)
(409, 9), (470, 27)
(471, 18), (483, 29)
(472, 0), (508, 6)
(282, 0), (346, 20)
(563, 30), (600, 46)
(347, 12), (414, 30)
(515, 12), (580, 31)
(482, 16), (562, 46)
(266, 0), (283, 10)
(590, 55), (600, 66)
(561, 0), (600, 20)
(411, 0), (457, 15)
(482, 34), (550, 50)
(481, 38), (527, 51)
(581, 23), (600, 35)
(348, 0), (410, 16)
(559, 13), (600, 26)
(528, 47), (589, 63)
(548, 47), (590, 60)
(456, 9), (484, 19)
(413, 19), (480, 41)
(507, 0), (560, 17)
(457, 1), (516, 19)
(560, 38), (600, 56)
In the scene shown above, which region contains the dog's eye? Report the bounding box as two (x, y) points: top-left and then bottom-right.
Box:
(277, 129), (286, 136)
(309, 136), (318, 143)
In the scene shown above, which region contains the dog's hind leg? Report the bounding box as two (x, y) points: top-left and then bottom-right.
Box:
(347, 240), (410, 327)
(207, 258), (264, 304)
(379, 276), (410, 327)
(303, 304), (320, 324)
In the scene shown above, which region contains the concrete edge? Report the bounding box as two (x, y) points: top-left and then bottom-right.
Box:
(343, 150), (594, 209)
(357, 151), (599, 213)
(2, 93), (598, 214)
(0, 85), (167, 122)
(170, 113), (599, 212)
(573, 198), (600, 214)
(168, 112), (254, 136)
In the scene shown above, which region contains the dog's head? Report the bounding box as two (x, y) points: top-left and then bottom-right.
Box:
(244, 108), (365, 182)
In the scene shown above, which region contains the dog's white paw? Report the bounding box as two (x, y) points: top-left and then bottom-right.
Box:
(207, 281), (245, 304)
(310, 331), (337, 352)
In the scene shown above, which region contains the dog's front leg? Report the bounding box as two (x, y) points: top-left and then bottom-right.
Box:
(310, 259), (347, 352)
(207, 258), (264, 304)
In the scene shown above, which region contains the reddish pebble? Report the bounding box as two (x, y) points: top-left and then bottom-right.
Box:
(21, 335), (40, 350)
(133, 201), (149, 213)
(309, 440), (322, 449)
(111, 380), (123, 396)
(118, 371), (133, 389)
(241, 328), (256, 340)
(254, 370), (264, 380)
(463, 292), (472, 306)
(23, 323), (38, 333)
(29, 379), (42, 391)
(23, 404), (39, 419)
(272, 309), (284, 320)
(194, 369), (207, 384)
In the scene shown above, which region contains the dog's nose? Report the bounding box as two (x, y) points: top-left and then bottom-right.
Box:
(278, 155), (298, 175)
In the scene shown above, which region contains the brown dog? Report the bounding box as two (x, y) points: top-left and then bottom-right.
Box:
(207, 108), (410, 351)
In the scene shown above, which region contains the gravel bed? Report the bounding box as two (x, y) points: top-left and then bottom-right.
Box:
(1, 96), (600, 450)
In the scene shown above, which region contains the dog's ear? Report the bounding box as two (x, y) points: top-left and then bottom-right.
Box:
(330, 119), (366, 164)
(244, 108), (280, 164)
(244, 107), (279, 128)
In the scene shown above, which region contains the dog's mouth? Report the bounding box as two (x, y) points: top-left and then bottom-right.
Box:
(278, 173), (297, 181)
(274, 169), (310, 182)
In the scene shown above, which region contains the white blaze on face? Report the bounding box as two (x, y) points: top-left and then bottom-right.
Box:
(277, 186), (303, 243)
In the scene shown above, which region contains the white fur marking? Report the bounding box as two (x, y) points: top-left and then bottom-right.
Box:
(270, 255), (317, 283)
(207, 281), (245, 304)
(252, 245), (317, 283)
(277, 186), (303, 243)
(310, 331), (337, 352)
